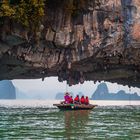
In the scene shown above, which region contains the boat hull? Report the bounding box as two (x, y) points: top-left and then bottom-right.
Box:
(53, 104), (97, 110)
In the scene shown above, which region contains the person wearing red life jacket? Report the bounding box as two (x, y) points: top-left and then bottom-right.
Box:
(74, 95), (80, 104)
(85, 96), (89, 105)
(80, 96), (85, 104)
(69, 96), (73, 104)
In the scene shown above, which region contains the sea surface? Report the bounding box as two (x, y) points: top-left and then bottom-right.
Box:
(0, 100), (140, 140)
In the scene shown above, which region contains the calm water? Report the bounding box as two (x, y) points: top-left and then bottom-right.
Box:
(0, 105), (140, 139)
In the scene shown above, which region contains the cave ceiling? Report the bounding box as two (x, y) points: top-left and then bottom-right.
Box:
(0, 0), (140, 88)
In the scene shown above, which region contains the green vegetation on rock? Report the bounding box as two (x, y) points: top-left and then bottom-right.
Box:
(0, 0), (45, 30)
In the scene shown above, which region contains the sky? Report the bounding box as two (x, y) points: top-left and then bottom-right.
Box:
(12, 77), (140, 99)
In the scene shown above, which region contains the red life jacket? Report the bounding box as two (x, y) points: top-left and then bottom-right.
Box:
(74, 97), (79, 102)
(69, 97), (73, 103)
(85, 98), (89, 105)
(80, 97), (85, 104)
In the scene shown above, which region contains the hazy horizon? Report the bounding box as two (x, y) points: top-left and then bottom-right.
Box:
(12, 77), (140, 99)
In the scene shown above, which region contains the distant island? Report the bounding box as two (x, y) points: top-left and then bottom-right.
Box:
(91, 83), (140, 100)
(0, 80), (16, 99)
(1, 80), (140, 101)
(55, 92), (65, 100)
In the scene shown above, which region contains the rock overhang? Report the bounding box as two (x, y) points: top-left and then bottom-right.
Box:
(0, 0), (140, 88)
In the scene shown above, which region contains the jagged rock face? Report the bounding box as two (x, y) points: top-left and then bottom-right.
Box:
(0, 0), (140, 87)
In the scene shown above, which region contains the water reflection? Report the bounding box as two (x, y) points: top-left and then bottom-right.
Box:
(64, 110), (91, 139)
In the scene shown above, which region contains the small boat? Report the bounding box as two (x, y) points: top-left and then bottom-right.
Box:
(53, 104), (97, 110)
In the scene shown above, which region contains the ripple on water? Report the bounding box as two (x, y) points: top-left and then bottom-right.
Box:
(0, 106), (140, 139)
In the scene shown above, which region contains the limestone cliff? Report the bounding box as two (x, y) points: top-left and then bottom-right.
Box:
(0, 0), (140, 87)
(0, 80), (16, 99)
(91, 83), (140, 100)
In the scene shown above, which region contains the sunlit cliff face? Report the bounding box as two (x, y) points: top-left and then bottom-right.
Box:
(0, 0), (140, 87)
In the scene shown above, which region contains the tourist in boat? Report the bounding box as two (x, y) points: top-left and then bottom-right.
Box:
(64, 92), (70, 104)
(85, 96), (89, 105)
(69, 96), (73, 104)
(80, 96), (85, 104)
(74, 95), (80, 104)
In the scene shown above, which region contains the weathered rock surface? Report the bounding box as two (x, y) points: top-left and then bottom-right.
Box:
(0, 0), (140, 87)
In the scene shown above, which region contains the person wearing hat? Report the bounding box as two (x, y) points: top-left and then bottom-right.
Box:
(64, 92), (70, 104)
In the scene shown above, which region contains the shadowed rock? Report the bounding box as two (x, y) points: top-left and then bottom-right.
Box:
(0, 0), (140, 88)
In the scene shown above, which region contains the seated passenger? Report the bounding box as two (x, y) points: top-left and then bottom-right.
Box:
(74, 95), (80, 104)
(80, 96), (85, 104)
(69, 96), (73, 104)
(85, 96), (89, 105)
(64, 92), (70, 104)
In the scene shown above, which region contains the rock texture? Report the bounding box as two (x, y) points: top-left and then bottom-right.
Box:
(0, 0), (140, 88)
